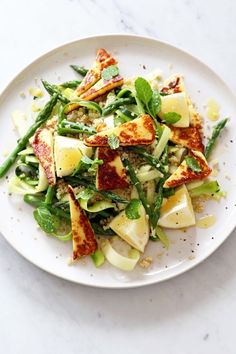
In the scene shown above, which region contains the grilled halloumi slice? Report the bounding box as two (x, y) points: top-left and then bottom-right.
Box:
(109, 204), (149, 252)
(85, 115), (155, 147)
(161, 74), (202, 128)
(96, 148), (129, 190)
(170, 126), (204, 152)
(31, 128), (56, 186)
(68, 185), (97, 260)
(164, 150), (211, 188)
(79, 75), (123, 101)
(76, 48), (117, 96)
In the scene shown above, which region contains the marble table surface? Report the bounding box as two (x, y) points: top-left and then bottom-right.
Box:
(1, 0), (236, 353)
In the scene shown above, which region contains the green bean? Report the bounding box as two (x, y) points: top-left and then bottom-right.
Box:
(205, 118), (228, 159)
(0, 94), (58, 178)
(60, 80), (81, 89)
(117, 88), (132, 98)
(128, 147), (166, 175)
(102, 97), (136, 116)
(123, 159), (151, 218)
(70, 65), (88, 76)
(41, 80), (69, 104)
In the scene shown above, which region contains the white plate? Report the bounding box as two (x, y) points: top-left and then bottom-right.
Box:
(0, 34), (236, 288)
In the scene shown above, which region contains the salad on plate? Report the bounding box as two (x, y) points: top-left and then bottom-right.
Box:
(0, 48), (228, 271)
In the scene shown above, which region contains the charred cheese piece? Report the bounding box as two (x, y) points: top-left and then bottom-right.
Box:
(161, 74), (202, 128)
(96, 148), (129, 190)
(164, 150), (211, 188)
(85, 115), (155, 147)
(31, 128), (56, 186)
(68, 185), (97, 260)
(76, 48), (117, 96)
(170, 126), (204, 152)
(79, 75), (123, 101)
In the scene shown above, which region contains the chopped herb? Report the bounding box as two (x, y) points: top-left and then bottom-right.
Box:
(125, 199), (142, 219)
(135, 77), (153, 106)
(185, 156), (202, 173)
(148, 90), (161, 119)
(108, 134), (120, 149)
(33, 206), (58, 234)
(73, 156), (103, 175)
(101, 65), (119, 80)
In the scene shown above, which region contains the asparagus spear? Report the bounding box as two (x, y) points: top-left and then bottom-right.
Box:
(0, 94), (58, 178)
(123, 159), (151, 218)
(45, 186), (55, 205)
(129, 146), (167, 175)
(151, 179), (164, 228)
(41, 80), (69, 104)
(24, 194), (71, 220)
(65, 177), (128, 204)
(70, 65), (88, 77)
(102, 97), (136, 116)
(205, 118), (228, 159)
(58, 120), (96, 136)
(60, 80), (81, 89)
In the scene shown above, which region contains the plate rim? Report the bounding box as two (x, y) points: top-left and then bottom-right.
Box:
(0, 33), (236, 289)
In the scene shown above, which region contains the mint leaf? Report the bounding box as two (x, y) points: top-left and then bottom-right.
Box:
(101, 65), (119, 80)
(148, 90), (161, 118)
(135, 77), (152, 106)
(33, 206), (58, 234)
(73, 155), (103, 175)
(125, 199), (141, 219)
(185, 156), (202, 173)
(77, 188), (94, 200)
(108, 134), (120, 149)
(162, 112), (181, 124)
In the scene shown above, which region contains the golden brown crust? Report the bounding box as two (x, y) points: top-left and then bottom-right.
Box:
(31, 128), (56, 186)
(170, 126), (204, 152)
(76, 48), (117, 96)
(80, 75), (123, 101)
(68, 185), (97, 259)
(164, 151), (211, 188)
(96, 148), (129, 190)
(85, 115), (155, 147)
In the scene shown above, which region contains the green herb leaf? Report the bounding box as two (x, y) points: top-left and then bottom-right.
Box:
(135, 77), (153, 106)
(162, 112), (182, 124)
(77, 188), (94, 201)
(185, 156), (202, 173)
(73, 156), (103, 175)
(101, 65), (119, 80)
(33, 206), (58, 234)
(108, 134), (120, 150)
(125, 199), (142, 219)
(148, 90), (161, 118)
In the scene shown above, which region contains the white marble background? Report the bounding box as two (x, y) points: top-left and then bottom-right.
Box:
(1, 0), (236, 353)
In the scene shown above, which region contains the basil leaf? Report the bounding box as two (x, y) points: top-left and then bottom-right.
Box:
(77, 188), (94, 200)
(162, 112), (182, 124)
(101, 65), (119, 80)
(108, 134), (120, 149)
(135, 77), (153, 106)
(33, 206), (58, 234)
(73, 155), (103, 175)
(148, 90), (161, 118)
(185, 156), (202, 173)
(125, 199), (141, 219)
